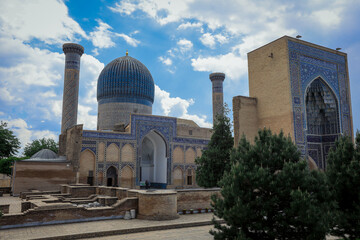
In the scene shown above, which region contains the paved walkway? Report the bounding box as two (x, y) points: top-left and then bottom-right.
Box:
(0, 213), (217, 240)
(92, 225), (215, 240)
(0, 195), (341, 240)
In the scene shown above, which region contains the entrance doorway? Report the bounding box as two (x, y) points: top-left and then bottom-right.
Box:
(140, 131), (167, 188)
(106, 166), (118, 187)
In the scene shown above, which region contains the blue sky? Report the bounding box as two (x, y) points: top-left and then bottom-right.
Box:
(0, 0), (359, 151)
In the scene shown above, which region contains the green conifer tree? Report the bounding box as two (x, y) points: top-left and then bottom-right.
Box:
(327, 132), (360, 239)
(195, 108), (233, 188)
(211, 129), (334, 239)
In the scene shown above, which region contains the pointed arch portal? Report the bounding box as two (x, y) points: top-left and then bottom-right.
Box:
(305, 77), (340, 169)
(106, 166), (118, 187)
(140, 131), (167, 188)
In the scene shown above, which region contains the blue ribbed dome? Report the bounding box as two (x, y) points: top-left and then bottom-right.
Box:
(97, 56), (154, 106)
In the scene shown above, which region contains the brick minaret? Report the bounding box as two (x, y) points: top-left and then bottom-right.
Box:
(210, 72), (225, 124)
(61, 43), (84, 133)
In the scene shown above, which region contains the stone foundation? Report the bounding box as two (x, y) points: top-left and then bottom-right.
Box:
(137, 190), (178, 220)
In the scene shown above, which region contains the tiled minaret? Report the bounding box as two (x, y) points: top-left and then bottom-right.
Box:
(210, 72), (225, 124)
(61, 43), (84, 133)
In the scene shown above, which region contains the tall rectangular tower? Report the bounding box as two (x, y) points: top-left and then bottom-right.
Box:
(233, 36), (353, 169)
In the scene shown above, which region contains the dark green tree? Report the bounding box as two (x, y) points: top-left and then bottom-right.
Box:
(23, 137), (58, 157)
(211, 129), (334, 239)
(195, 108), (233, 188)
(0, 121), (20, 159)
(0, 156), (25, 176)
(326, 132), (360, 239)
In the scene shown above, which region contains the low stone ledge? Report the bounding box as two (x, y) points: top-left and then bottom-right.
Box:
(0, 197), (138, 229)
(137, 190), (178, 220)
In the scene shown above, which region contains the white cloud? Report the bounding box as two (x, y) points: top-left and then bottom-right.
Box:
(77, 105), (97, 130)
(158, 56), (172, 66)
(154, 85), (211, 128)
(200, 33), (216, 48)
(0, 87), (22, 103)
(0, 37), (103, 131)
(309, 9), (342, 28)
(0, 38), (64, 88)
(110, 0), (193, 25)
(191, 52), (247, 81)
(89, 20), (141, 51)
(0, 0), (87, 44)
(200, 33), (228, 48)
(2, 118), (57, 152)
(40, 91), (57, 98)
(79, 54), (104, 105)
(109, 1), (138, 15)
(116, 33), (140, 47)
(177, 39), (193, 53)
(177, 22), (202, 30)
(89, 20), (116, 49)
(50, 100), (63, 119)
(214, 34), (228, 44)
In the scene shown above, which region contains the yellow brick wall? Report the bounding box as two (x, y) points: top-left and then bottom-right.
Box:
(233, 96), (258, 146)
(196, 147), (202, 158)
(121, 144), (134, 162)
(120, 165), (134, 188)
(79, 149), (95, 184)
(173, 147), (184, 163)
(247, 37), (294, 139)
(172, 167), (183, 187)
(185, 148), (196, 163)
(98, 142), (105, 162)
(106, 143), (119, 162)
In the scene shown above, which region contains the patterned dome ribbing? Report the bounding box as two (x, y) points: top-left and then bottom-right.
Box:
(97, 56), (154, 106)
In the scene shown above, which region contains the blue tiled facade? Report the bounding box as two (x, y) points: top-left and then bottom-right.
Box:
(81, 114), (210, 187)
(288, 40), (352, 168)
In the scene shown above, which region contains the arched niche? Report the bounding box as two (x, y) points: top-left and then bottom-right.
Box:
(186, 167), (194, 186)
(305, 78), (340, 135)
(140, 131), (167, 187)
(106, 143), (120, 162)
(173, 167), (183, 187)
(305, 77), (340, 169)
(185, 147), (196, 163)
(173, 147), (184, 163)
(121, 144), (134, 162)
(79, 149), (95, 185)
(120, 165), (134, 188)
(106, 166), (118, 187)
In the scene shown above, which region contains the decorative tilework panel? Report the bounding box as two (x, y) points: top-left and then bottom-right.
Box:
(288, 39), (352, 168)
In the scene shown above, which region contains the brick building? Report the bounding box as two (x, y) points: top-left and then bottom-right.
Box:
(233, 36), (353, 170)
